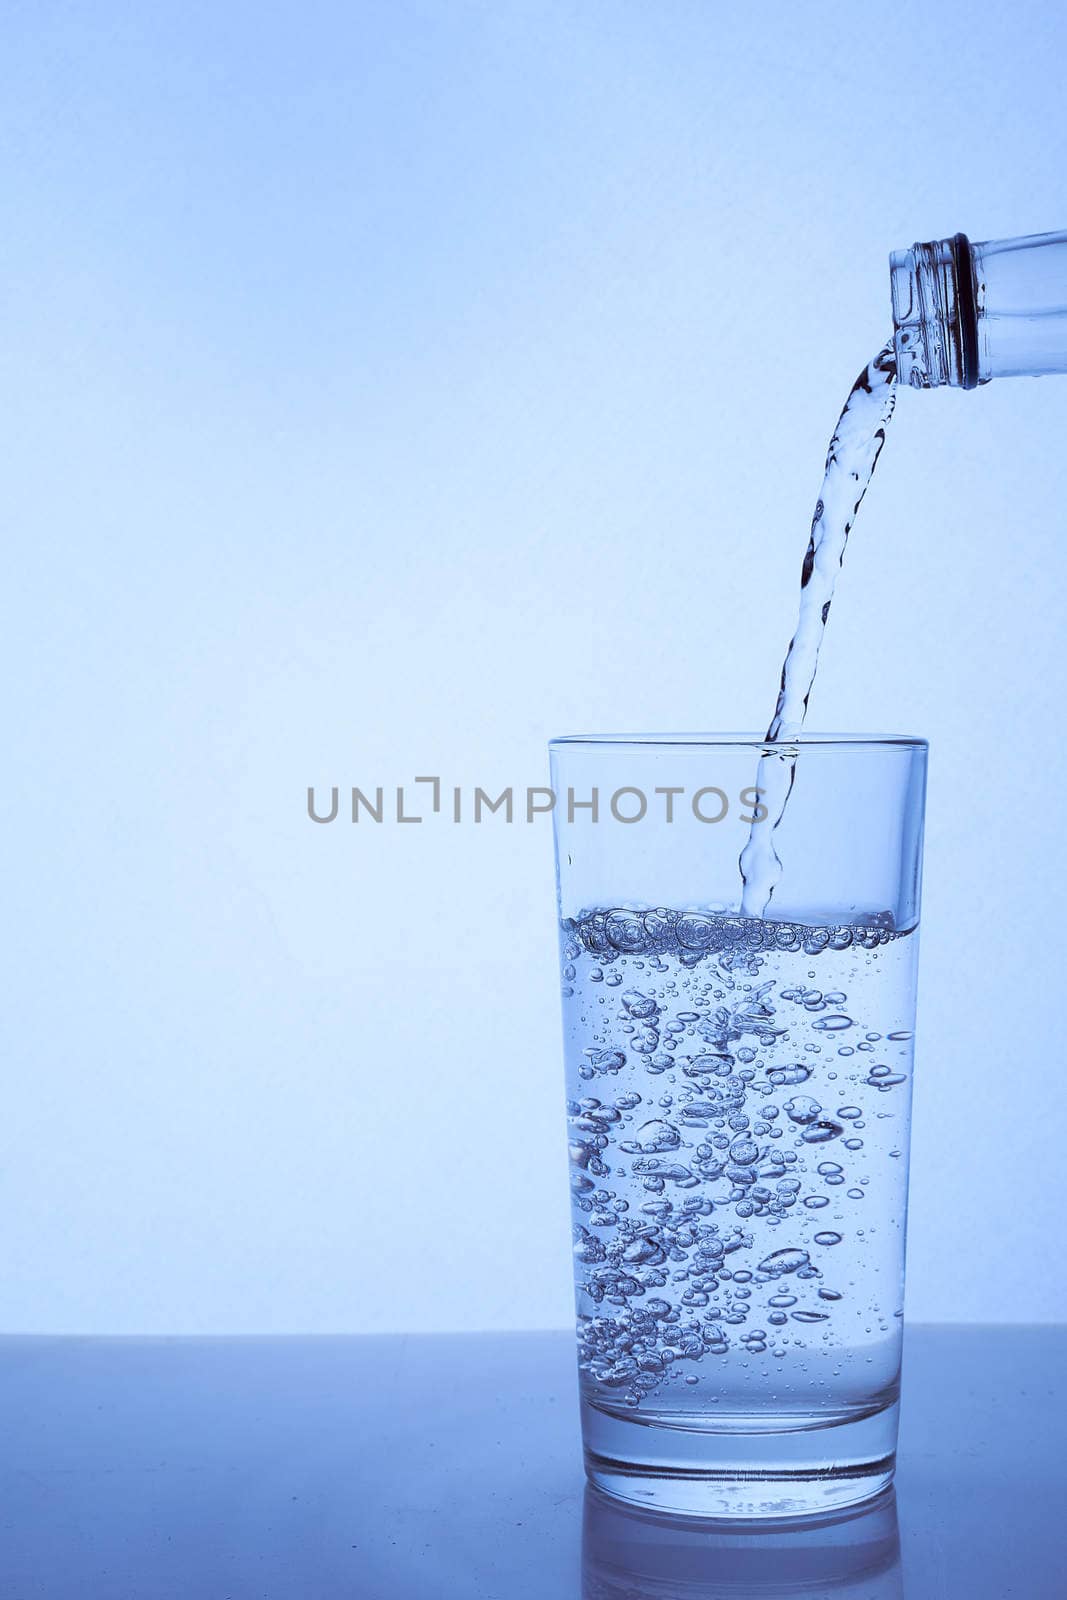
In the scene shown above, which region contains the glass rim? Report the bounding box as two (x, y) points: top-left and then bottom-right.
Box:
(549, 731), (928, 752)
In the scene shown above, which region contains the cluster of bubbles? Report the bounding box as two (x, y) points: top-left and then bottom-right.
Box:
(562, 909), (913, 1409)
(566, 906), (900, 967)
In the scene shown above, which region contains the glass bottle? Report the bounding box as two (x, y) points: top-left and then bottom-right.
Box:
(890, 229), (1067, 387)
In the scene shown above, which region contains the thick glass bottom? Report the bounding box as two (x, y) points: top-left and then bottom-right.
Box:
(582, 1396), (898, 1519)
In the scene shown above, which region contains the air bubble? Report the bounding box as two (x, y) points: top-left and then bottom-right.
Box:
(588, 1049), (626, 1075)
(801, 1121), (844, 1144)
(768, 1064), (812, 1086)
(784, 1095), (822, 1125)
(620, 1120), (682, 1154)
(683, 1052), (734, 1079)
(676, 913), (716, 950)
(605, 912), (648, 952)
(622, 989), (659, 1019)
(758, 1248), (810, 1276)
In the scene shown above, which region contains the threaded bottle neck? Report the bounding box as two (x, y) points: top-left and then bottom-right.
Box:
(890, 234), (979, 390)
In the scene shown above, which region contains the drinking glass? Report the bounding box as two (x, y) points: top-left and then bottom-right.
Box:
(550, 734), (927, 1518)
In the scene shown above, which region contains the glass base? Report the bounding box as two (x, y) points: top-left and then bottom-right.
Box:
(582, 1397), (898, 1520)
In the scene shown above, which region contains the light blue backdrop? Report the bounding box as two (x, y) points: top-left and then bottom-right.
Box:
(4, 0), (1066, 1332)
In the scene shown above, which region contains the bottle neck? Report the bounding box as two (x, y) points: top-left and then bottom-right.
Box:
(891, 229), (1067, 388)
(890, 235), (979, 389)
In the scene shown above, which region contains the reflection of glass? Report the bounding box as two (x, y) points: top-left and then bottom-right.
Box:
(581, 1484), (903, 1599)
(551, 736), (927, 1516)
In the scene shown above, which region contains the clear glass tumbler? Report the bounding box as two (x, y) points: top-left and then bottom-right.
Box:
(550, 734), (927, 1518)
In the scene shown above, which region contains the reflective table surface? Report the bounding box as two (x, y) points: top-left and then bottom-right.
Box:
(0, 1326), (1062, 1597)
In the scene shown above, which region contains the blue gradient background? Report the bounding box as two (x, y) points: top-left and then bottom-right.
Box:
(3, 1), (1066, 1333)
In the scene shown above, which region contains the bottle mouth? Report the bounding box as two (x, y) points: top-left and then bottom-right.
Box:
(890, 233), (979, 389)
